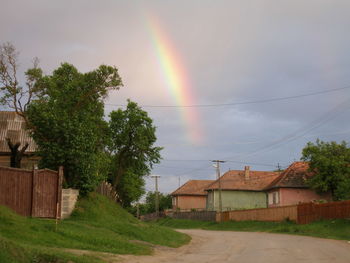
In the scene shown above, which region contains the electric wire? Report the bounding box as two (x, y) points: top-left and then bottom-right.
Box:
(105, 85), (350, 108)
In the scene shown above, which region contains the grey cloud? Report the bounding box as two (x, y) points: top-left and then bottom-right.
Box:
(1, 0), (350, 195)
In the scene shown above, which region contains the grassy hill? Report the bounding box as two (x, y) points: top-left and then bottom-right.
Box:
(0, 193), (190, 263)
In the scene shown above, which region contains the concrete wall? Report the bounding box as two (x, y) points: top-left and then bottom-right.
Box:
(61, 188), (79, 219)
(207, 190), (267, 211)
(172, 195), (207, 211)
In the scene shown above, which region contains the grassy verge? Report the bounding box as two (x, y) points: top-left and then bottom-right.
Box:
(156, 217), (350, 241)
(0, 193), (190, 263)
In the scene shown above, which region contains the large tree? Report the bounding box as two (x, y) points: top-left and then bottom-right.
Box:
(108, 100), (162, 207)
(301, 139), (350, 201)
(27, 63), (122, 194)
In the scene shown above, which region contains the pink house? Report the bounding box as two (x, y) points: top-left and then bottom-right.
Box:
(265, 162), (332, 207)
(171, 180), (214, 211)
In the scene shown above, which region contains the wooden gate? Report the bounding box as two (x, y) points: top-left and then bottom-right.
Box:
(0, 166), (63, 218)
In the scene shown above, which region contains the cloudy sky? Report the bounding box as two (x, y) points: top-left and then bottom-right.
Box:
(1, 0), (350, 194)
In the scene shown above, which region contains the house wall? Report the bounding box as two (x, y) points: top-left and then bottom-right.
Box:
(0, 155), (40, 169)
(172, 195), (207, 211)
(267, 188), (332, 207)
(207, 190), (267, 211)
(280, 188), (332, 205)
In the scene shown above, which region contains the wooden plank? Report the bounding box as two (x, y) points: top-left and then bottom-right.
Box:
(56, 166), (63, 219)
(31, 168), (37, 217)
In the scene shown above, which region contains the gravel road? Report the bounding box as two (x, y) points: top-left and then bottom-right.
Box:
(119, 229), (350, 263)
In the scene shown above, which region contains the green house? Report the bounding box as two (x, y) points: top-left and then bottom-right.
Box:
(205, 166), (281, 211)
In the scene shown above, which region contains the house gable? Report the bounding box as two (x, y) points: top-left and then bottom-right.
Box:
(0, 111), (36, 154)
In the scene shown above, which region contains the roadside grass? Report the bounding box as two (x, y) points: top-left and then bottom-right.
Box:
(0, 193), (190, 263)
(156, 217), (350, 241)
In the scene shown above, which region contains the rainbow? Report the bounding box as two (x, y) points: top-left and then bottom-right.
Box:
(147, 16), (202, 144)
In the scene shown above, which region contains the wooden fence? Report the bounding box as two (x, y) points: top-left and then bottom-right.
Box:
(218, 200), (350, 224)
(172, 211), (217, 221)
(219, 205), (298, 223)
(96, 181), (119, 203)
(297, 200), (350, 224)
(0, 166), (63, 218)
(140, 211), (166, 221)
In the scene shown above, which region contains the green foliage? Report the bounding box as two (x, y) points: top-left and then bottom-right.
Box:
(0, 194), (190, 262)
(27, 63), (122, 195)
(128, 192), (172, 216)
(301, 139), (350, 200)
(144, 191), (172, 214)
(108, 100), (162, 206)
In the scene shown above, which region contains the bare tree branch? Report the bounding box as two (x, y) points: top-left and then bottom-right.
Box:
(0, 42), (43, 125)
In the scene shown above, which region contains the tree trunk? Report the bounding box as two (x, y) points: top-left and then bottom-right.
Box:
(6, 138), (29, 168)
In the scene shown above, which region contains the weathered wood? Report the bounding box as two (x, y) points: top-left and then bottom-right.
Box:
(56, 166), (63, 219)
(297, 200), (350, 224)
(172, 211), (217, 221)
(218, 205), (298, 223)
(96, 181), (119, 203)
(0, 166), (63, 218)
(31, 168), (38, 216)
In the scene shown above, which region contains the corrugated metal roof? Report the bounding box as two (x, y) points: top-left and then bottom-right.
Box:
(0, 111), (37, 153)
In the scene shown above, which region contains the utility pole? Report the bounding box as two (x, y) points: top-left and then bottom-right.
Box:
(151, 175), (161, 218)
(277, 163), (282, 171)
(178, 176), (181, 188)
(212, 160), (225, 214)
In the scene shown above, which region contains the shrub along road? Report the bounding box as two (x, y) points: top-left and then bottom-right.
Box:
(120, 229), (350, 263)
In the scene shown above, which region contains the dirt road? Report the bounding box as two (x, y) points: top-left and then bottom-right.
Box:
(119, 229), (350, 263)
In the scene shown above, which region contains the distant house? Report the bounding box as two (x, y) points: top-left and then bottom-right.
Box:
(171, 180), (214, 211)
(0, 111), (38, 169)
(206, 166), (281, 211)
(265, 162), (332, 207)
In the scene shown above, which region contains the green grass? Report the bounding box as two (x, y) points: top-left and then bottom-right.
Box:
(156, 217), (350, 241)
(0, 193), (190, 263)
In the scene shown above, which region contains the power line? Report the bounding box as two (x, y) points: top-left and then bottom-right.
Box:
(161, 159), (281, 167)
(157, 98), (350, 177)
(172, 165), (213, 177)
(224, 97), (350, 160)
(105, 85), (350, 108)
(154, 98), (349, 177)
(224, 160), (278, 167)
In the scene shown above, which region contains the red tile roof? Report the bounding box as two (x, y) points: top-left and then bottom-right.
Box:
(265, 161), (312, 190)
(171, 180), (214, 196)
(206, 169), (281, 191)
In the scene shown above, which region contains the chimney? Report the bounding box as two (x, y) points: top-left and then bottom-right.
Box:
(244, 166), (250, 180)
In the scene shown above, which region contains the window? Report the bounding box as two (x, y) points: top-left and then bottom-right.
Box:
(273, 192), (279, 204)
(269, 191), (279, 205)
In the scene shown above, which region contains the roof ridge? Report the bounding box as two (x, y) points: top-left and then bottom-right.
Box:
(265, 161), (310, 190)
(171, 179), (215, 196)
